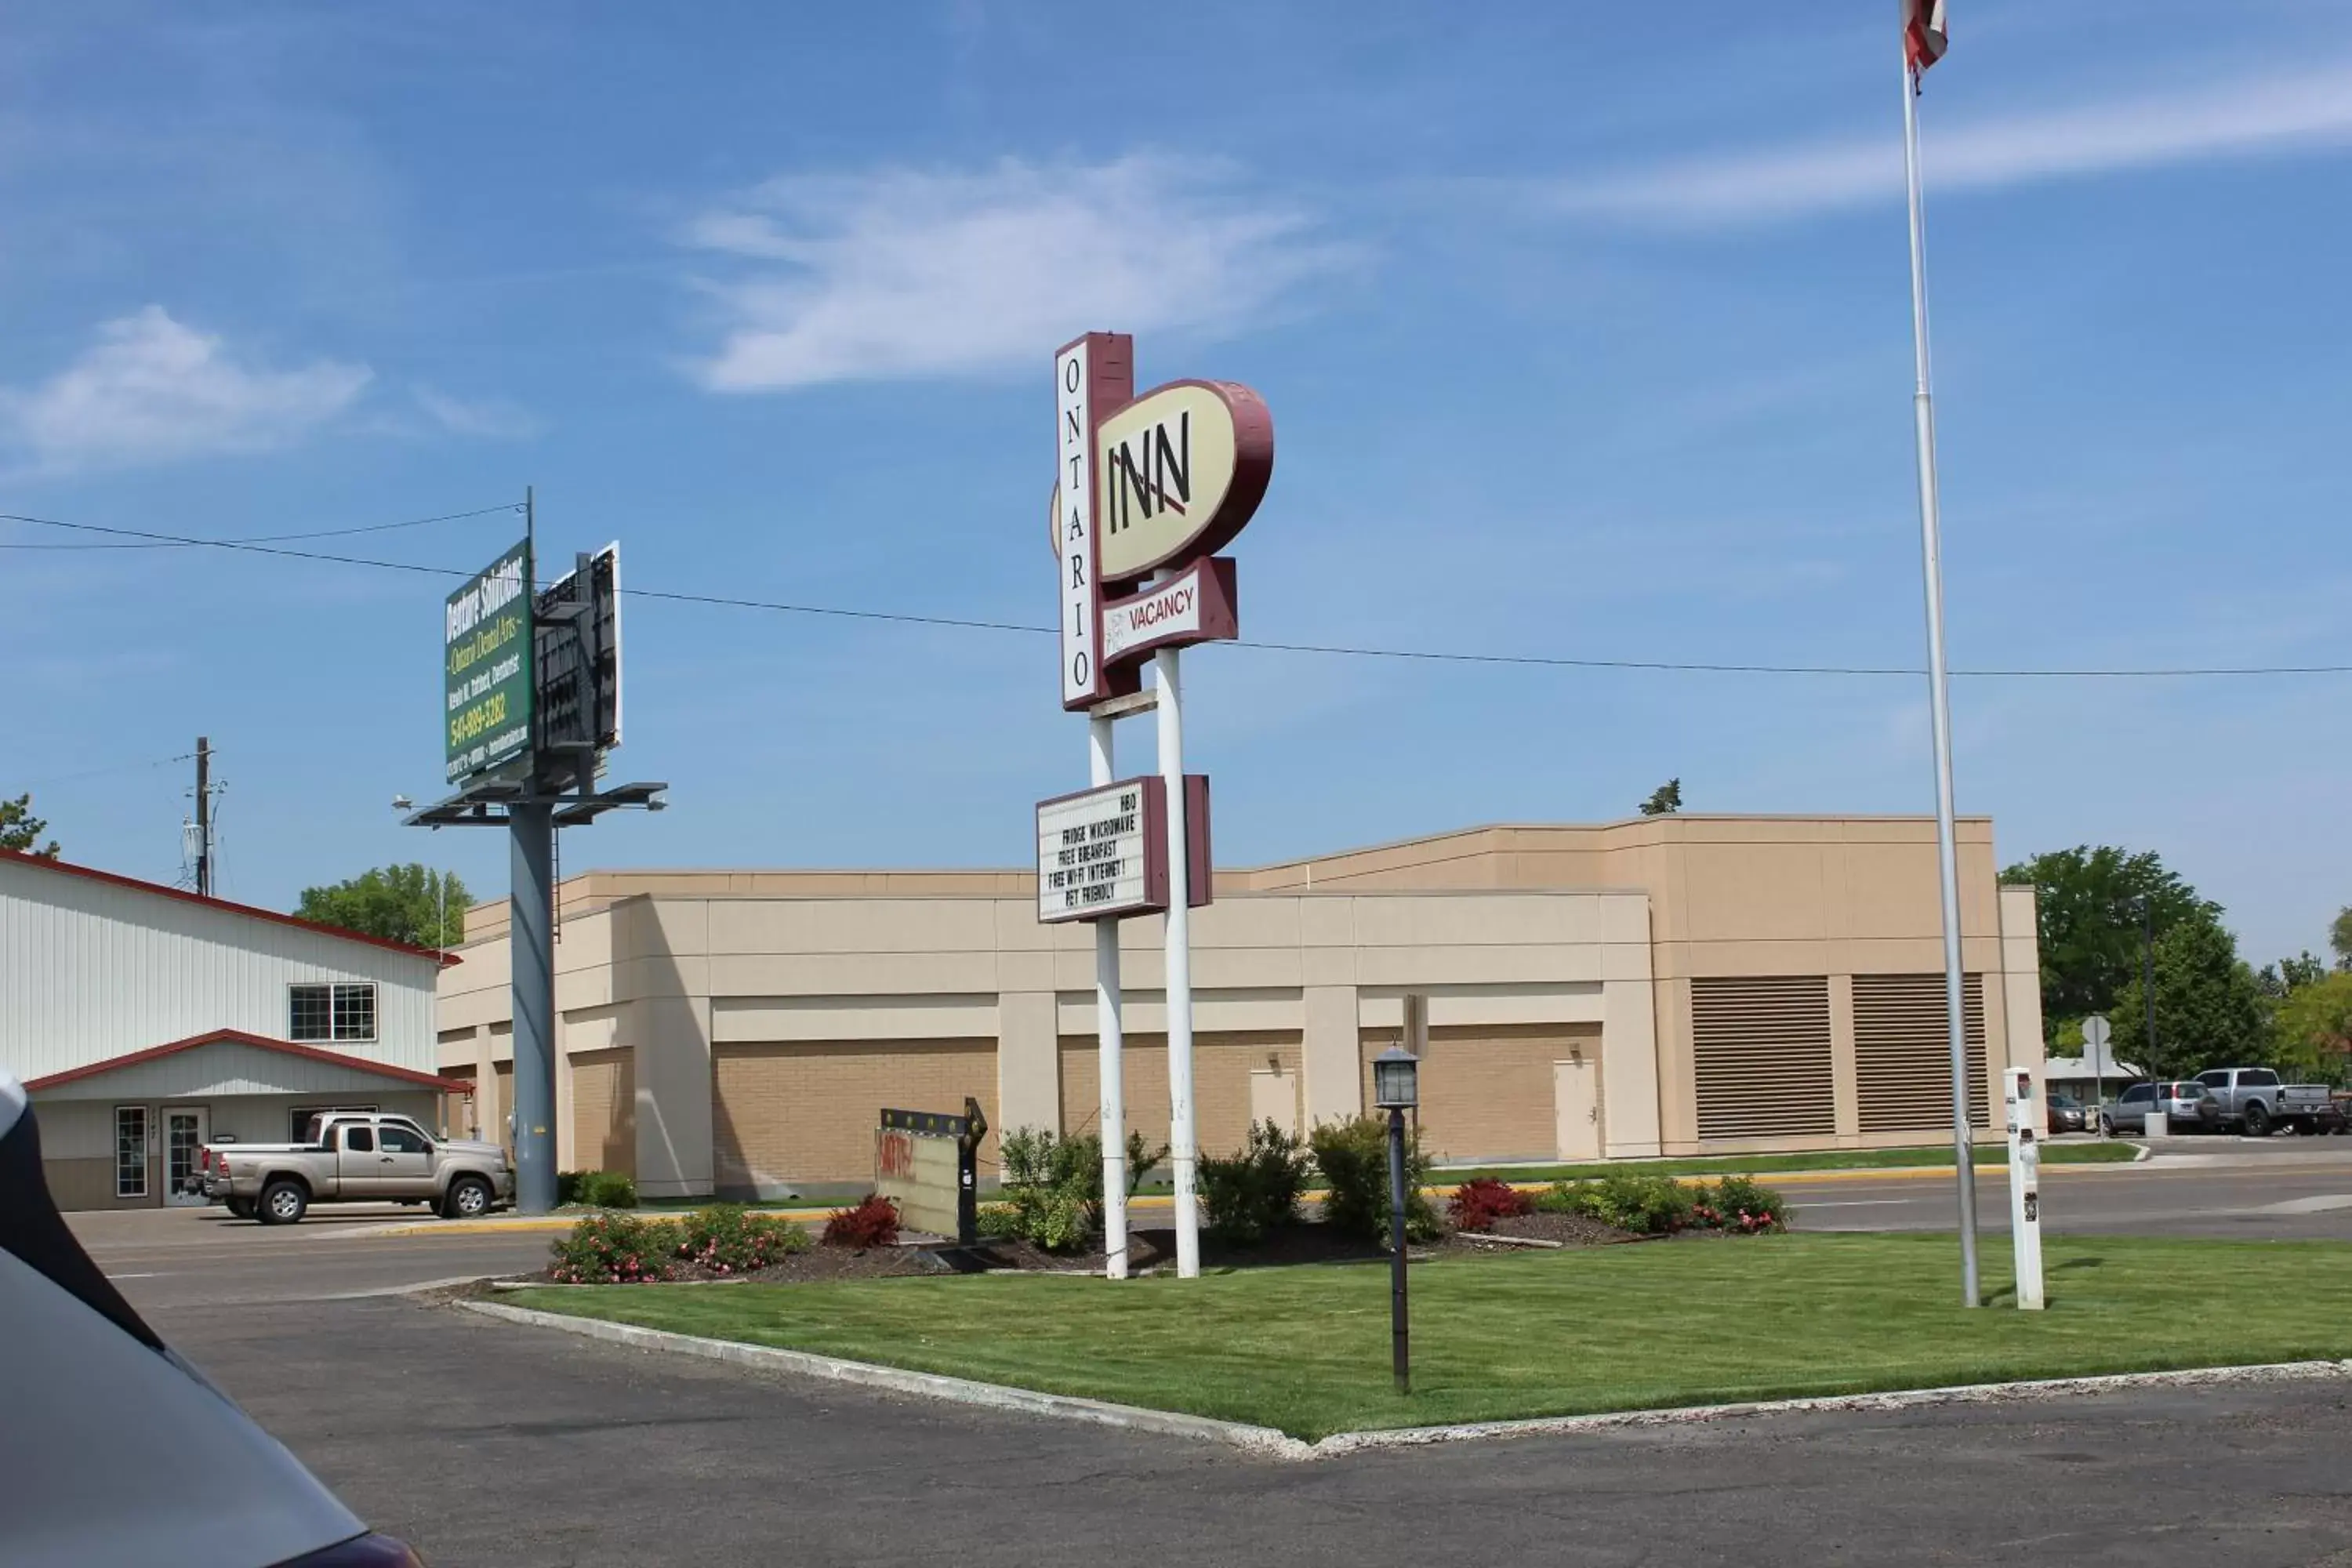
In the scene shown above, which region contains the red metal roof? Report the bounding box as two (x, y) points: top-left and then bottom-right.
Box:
(0, 848), (460, 966)
(22, 1028), (468, 1094)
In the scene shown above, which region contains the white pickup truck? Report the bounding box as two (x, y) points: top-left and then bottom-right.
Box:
(2192, 1067), (2346, 1138)
(201, 1112), (513, 1224)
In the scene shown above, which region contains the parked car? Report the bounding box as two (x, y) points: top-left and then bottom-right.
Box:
(2100, 1081), (2221, 1137)
(2, 1071), (426, 1565)
(2191, 1067), (2345, 1137)
(203, 1115), (513, 1225)
(2045, 1091), (2088, 1134)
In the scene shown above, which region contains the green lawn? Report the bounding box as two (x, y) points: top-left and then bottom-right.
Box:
(503, 1232), (2352, 1439)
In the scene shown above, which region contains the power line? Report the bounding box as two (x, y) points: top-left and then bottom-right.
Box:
(0, 502), (521, 551)
(17, 750), (201, 791)
(5, 505), (2348, 682)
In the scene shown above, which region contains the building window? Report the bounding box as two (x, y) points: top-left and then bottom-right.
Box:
(114, 1107), (148, 1199)
(290, 982), (376, 1044)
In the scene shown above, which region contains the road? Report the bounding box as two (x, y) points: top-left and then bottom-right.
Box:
(64, 1145), (2352, 1567)
(1787, 1142), (2352, 1240)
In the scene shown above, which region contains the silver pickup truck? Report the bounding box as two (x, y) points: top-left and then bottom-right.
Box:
(202, 1112), (514, 1224)
(2193, 1068), (2345, 1137)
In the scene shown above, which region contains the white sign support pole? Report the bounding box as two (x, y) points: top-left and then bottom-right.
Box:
(1157, 641), (1200, 1278)
(1090, 713), (1130, 1279)
(1902, 39), (1980, 1308)
(2005, 1068), (2045, 1310)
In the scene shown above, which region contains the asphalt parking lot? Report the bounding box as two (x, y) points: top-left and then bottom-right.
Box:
(154, 1294), (2352, 1567)
(77, 1145), (2352, 1567)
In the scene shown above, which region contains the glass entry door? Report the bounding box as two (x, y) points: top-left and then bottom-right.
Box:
(165, 1109), (209, 1207)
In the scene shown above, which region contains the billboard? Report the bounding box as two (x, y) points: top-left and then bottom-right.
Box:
(445, 539), (533, 786)
(535, 543), (622, 784)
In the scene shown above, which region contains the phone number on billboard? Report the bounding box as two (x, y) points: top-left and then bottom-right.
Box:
(448, 693), (510, 746)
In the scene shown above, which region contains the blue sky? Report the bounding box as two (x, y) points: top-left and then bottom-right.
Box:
(5, 2), (2351, 966)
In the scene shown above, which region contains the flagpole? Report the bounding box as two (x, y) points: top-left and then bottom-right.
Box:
(1901, 36), (1982, 1308)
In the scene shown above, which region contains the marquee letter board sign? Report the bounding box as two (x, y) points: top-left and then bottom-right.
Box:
(1036, 775), (1212, 924)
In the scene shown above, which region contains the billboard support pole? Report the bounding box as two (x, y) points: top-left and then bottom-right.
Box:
(1090, 713), (1131, 1279)
(509, 797), (557, 1215)
(1157, 639), (1200, 1279)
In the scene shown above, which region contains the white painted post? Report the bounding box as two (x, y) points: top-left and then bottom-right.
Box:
(1157, 641), (1200, 1279)
(2006, 1067), (2045, 1311)
(1090, 713), (1129, 1279)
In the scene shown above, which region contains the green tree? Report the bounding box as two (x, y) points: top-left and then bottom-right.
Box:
(1639, 779), (1682, 816)
(2000, 846), (2216, 1045)
(2270, 970), (2352, 1085)
(2110, 915), (2270, 1081)
(1, 793), (60, 857)
(2263, 952), (2329, 997)
(2331, 909), (2352, 971)
(297, 864), (470, 948)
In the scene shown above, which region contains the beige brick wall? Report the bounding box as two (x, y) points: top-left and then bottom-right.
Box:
(1358, 1023), (1601, 1163)
(569, 1047), (635, 1176)
(713, 1039), (999, 1192)
(1055, 1031), (1301, 1163)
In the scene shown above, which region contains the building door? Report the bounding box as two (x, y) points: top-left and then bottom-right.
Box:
(1248, 1068), (1299, 1136)
(164, 1109), (209, 1207)
(1554, 1059), (1600, 1162)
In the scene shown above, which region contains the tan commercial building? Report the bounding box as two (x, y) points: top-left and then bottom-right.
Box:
(437, 815), (2042, 1199)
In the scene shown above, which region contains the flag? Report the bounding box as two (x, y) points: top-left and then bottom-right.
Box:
(1904, 0), (1948, 72)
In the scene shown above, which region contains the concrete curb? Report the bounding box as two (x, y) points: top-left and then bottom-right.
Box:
(457, 1299), (1307, 1457)
(1308, 1359), (2352, 1455)
(457, 1298), (2352, 1463)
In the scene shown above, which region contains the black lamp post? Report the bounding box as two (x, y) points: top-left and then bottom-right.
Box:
(1372, 1044), (1420, 1396)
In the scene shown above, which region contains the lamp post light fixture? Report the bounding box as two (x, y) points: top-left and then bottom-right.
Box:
(1372, 1044), (1420, 1396)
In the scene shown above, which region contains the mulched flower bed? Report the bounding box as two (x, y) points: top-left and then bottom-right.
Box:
(526, 1215), (1654, 1287)
(964, 1218), (1646, 1275)
(1468, 1210), (1641, 1247)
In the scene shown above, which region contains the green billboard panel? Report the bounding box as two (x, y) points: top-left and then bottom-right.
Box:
(445, 539), (533, 785)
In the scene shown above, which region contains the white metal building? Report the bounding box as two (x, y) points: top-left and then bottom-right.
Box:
(0, 849), (457, 1210)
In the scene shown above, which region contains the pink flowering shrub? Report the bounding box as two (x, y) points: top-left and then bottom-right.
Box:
(548, 1213), (684, 1283)
(548, 1206), (814, 1283)
(1691, 1175), (1788, 1234)
(677, 1204), (809, 1274)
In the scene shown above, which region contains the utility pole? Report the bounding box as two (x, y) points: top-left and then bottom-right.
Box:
(2141, 895), (2158, 1083)
(194, 737), (213, 897)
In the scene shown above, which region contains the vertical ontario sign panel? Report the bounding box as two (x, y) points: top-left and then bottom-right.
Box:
(445, 539), (534, 785)
(1054, 332), (1131, 710)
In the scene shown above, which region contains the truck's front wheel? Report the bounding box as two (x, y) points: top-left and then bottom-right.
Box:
(2242, 1102), (2270, 1138)
(258, 1179), (309, 1225)
(442, 1175), (492, 1220)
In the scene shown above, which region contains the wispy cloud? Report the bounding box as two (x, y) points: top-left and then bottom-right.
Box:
(0, 306), (370, 472)
(681, 154), (1354, 391)
(412, 385), (541, 441)
(1543, 66), (2352, 227)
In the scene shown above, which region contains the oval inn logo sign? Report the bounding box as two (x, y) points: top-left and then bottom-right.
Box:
(1094, 381), (1272, 582)
(1047, 382), (1273, 582)
(1051, 337), (1272, 710)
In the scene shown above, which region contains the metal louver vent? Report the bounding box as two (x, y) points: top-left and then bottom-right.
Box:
(1690, 976), (1835, 1140)
(1853, 973), (1987, 1131)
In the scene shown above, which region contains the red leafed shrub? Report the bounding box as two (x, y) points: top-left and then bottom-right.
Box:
(822, 1193), (901, 1249)
(1448, 1177), (1534, 1233)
